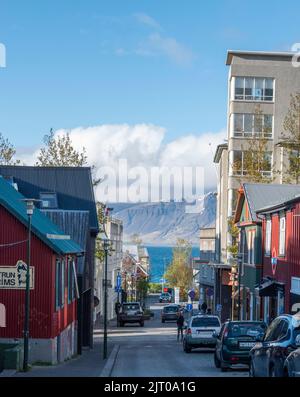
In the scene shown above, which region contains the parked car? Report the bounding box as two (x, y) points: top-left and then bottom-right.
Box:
(183, 315), (221, 352)
(159, 292), (172, 303)
(117, 302), (144, 327)
(214, 321), (267, 372)
(161, 304), (181, 323)
(249, 314), (300, 377)
(283, 343), (300, 377)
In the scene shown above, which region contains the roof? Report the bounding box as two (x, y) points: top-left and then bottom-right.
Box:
(239, 183), (300, 222)
(226, 50), (294, 65)
(42, 210), (89, 273)
(0, 166), (99, 233)
(213, 143), (228, 163)
(0, 177), (84, 256)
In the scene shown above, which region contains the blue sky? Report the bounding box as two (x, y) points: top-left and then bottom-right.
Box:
(0, 0), (299, 150)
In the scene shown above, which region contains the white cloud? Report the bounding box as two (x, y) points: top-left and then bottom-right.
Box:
(138, 33), (195, 66)
(18, 124), (225, 202)
(133, 12), (161, 30)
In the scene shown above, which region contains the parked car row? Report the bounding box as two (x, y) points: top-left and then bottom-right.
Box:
(178, 310), (300, 377)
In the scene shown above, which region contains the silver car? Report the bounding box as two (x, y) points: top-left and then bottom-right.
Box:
(183, 315), (221, 353)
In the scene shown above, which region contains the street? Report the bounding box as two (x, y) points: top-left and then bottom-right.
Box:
(106, 296), (249, 377)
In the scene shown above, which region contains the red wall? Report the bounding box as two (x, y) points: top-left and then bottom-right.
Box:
(263, 205), (300, 312)
(0, 206), (76, 339)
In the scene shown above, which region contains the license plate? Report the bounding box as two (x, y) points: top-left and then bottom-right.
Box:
(239, 342), (255, 348)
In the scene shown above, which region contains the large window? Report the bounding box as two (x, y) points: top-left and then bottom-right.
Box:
(265, 219), (272, 255)
(232, 150), (272, 177)
(232, 113), (273, 138)
(233, 77), (274, 101)
(279, 215), (286, 256)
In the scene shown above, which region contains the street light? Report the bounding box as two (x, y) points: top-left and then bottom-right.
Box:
(21, 198), (40, 372)
(102, 236), (110, 360)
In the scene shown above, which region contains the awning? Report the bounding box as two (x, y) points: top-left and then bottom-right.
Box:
(255, 278), (285, 297)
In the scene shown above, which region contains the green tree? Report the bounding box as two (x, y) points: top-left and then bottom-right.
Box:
(280, 93), (300, 183)
(36, 128), (87, 167)
(136, 277), (149, 306)
(164, 239), (193, 301)
(0, 133), (20, 165)
(95, 202), (113, 262)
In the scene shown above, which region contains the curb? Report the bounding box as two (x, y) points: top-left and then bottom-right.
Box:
(99, 344), (120, 377)
(0, 369), (18, 377)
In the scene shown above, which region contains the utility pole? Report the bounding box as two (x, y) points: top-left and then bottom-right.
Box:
(103, 237), (109, 360)
(237, 253), (243, 321)
(21, 199), (39, 372)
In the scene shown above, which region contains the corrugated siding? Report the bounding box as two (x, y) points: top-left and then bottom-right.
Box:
(0, 166), (99, 232)
(0, 206), (77, 339)
(42, 210), (89, 274)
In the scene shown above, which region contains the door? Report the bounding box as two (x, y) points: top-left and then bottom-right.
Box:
(216, 324), (226, 360)
(253, 317), (281, 376)
(271, 319), (289, 376)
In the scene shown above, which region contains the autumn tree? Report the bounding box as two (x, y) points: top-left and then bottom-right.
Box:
(164, 239), (193, 301)
(36, 128), (87, 167)
(0, 133), (20, 165)
(280, 93), (300, 183)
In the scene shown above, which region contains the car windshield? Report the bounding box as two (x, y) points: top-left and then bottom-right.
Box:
(191, 317), (220, 327)
(164, 306), (179, 313)
(123, 304), (140, 311)
(228, 323), (266, 338)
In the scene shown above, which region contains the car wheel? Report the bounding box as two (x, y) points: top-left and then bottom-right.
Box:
(221, 364), (228, 372)
(162, 320), (165, 323)
(249, 359), (255, 377)
(140, 321), (144, 327)
(120, 321), (124, 327)
(214, 352), (221, 368)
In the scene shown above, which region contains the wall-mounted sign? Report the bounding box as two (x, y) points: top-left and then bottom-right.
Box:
(0, 260), (34, 290)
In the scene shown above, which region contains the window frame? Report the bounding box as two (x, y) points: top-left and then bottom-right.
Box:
(232, 76), (274, 102)
(232, 113), (273, 138)
(232, 150), (273, 177)
(265, 218), (272, 256)
(279, 215), (286, 257)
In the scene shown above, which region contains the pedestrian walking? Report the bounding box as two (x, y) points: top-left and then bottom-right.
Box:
(176, 311), (185, 342)
(201, 301), (207, 314)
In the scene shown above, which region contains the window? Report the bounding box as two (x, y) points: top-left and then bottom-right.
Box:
(68, 258), (76, 303)
(279, 215), (286, 256)
(55, 259), (66, 310)
(232, 150), (272, 177)
(191, 317), (220, 327)
(233, 77), (274, 101)
(264, 318), (282, 342)
(265, 219), (272, 255)
(40, 192), (58, 209)
(247, 230), (255, 265)
(232, 113), (273, 138)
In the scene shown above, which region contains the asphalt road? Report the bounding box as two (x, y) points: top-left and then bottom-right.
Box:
(108, 296), (249, 377)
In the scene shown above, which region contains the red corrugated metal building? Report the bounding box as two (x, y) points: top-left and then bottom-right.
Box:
(257, 196), (300, 323)
(0, 177), (84, 364)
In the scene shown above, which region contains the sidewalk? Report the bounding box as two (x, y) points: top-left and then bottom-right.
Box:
(12, 318), (115, 377)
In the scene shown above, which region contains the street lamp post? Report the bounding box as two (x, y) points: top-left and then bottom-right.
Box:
(21, 199), (37, 372)
(103, 237), (109, 360)
(230, 263), (238, 321)
(237, 254), (243, 321)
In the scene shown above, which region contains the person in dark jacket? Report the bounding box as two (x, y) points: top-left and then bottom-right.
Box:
(176, 311), (185, 341)
(201, 302), (207, 314)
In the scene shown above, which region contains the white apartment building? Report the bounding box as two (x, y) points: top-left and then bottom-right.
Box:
(215, 50), (300, 264)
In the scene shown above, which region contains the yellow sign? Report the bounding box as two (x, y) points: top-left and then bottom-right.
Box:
(0, 260), (34, 289)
